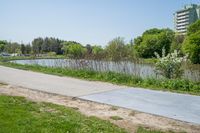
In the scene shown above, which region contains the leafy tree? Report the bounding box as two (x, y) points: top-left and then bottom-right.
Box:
(0, 40), (6, 52)
(25, 44), (32, 54)
(134, 28), (174, 58)
(32, 37), (43, 55)
(187, 19), (200, 36)
(84, 44), (95, 59)
(85, 44), (92, 55)
(61, 41), (80, 53)
(41, 38), (49, 52)
(105, 37), (127, 61)
(48, 38), (62, 54)
(63, 42), (86, 59)
(182, 20), (200, 64)
(4, 42), (21, 53)
(125, 43), (137, 61)
(20, 44), (26, 54)
(41, 37), (62, 54)
(92, 45), (103, 55)
(92, 45), (104, 59)
(143, 28), (163, 35)
(170, 34), (184, 53)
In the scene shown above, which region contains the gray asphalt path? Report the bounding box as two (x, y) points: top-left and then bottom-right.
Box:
(1, 65), (200, 124)
(80, 88), (200, 124)
(0, 66), (124, 96)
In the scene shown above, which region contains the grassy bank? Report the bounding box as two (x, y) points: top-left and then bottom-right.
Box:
(0, 61), (199, 95)
(0, 95), (168, 133)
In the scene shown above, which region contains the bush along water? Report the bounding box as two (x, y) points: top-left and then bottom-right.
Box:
(154, 49), (188, 79)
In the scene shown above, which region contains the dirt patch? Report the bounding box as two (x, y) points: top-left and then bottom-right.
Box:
(0, 85), (200, 133)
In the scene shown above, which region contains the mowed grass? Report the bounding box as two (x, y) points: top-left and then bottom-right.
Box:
(0, 95), (170, 133)
(0, 95), (127, 133)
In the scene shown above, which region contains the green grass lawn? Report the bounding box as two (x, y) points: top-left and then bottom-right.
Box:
(0, 95), (169, 133)
(0, 95), (127, 133)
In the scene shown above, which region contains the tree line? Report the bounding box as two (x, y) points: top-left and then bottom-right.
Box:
(0, 20), (199, 64)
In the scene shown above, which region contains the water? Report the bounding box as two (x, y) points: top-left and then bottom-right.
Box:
(11, 59), (200, 81)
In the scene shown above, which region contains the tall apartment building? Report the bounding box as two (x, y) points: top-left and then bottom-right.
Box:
(174, 4), (200, 34)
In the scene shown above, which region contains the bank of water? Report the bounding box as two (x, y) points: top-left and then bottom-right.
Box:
(11, 59), (200, 82)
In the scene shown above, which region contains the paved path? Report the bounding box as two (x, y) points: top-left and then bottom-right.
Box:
(80, 88), (200, 124)
(0, 65), (200, 124)
(0, 66), (124, 96)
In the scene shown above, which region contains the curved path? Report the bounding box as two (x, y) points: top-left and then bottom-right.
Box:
(0, 65), (200, 124)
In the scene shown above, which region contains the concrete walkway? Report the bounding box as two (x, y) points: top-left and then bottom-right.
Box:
(0, 66), (123, 96)
(0, 65), (200, 124)
(80, 88), (200, 124)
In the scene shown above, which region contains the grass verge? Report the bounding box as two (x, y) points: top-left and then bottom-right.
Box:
(0, 95), (170, 133)
(0, 61), (199, 95)
(0, 95), (127, 133)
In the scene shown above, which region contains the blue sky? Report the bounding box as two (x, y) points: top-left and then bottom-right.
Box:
(0, 0), (199, 46)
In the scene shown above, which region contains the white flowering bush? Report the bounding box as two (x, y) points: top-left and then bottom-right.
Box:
(154, 49), (188, 79)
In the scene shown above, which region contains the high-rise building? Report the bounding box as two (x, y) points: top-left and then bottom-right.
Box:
(174, 4), (200, 34)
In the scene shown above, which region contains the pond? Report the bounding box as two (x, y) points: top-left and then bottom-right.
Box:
(11, 59), (200, 82)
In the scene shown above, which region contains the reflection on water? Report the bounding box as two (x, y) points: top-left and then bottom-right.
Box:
(11, 59), (200, 82)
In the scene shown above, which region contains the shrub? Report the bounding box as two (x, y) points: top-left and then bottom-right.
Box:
(154, 49), (187, 79)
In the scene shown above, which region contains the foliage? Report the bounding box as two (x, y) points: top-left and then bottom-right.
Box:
(63, 42), (86, 59)
(182, 20), (200, 64)
(0, 24), (199, 65)
(20, 44), (26, 54)
(47, 52), (56, 56)
(85, 44), (92, 55)
(134, 28), (174, 58)
(155, 49), (187, 79)
(187, 19), (200, 36)
(0, 95), (127, 133)
(32, 37), (62, 55)
(125, 42), (138, 61)
(32, 37), (43, 54)
(1, 62), (199, 95)
(92, 45), (104, 60)
(25, 44), (32, 54)
(170, 34), (184, 53)
(105, 37), (128, 61)
(0, 40), (6, 52)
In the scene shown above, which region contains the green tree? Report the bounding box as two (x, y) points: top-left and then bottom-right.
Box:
(170, 34), (184, 53)
(125, 42), (137, 61)
(0, 40), (6, 52)
(105, 37), (127, 61)
(92, 45), (104, 59)
(187, 19), (200, 35)
(41, 38), (50, 53)
(20, 44), (26, 54)
(25, 44), (32, 54)
(4, 42), (21, 53)
(134, 28), (174, 58)
(32, 37), (43, 55)
(63, 42), (86, 59)
(182, 20), (200, 64)
(40, 37), (62, 54)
